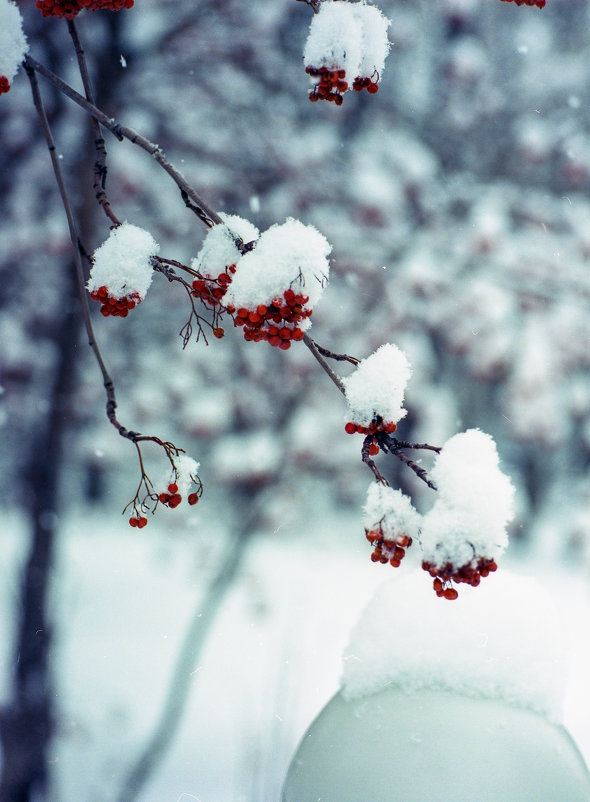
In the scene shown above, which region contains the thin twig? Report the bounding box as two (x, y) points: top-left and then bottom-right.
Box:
(302, 333), (346, 394)
(25, 62), (180, 460)
(361, 437), (388, 484)
(313, 342), (359, 366)
(378, 434), (438, 490)
(67, 19), (120, 226)
(24, 54), (224, 229)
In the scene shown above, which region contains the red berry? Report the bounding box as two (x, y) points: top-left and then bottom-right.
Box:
(129, 517), (138, 527)
(443, 587), (459, 600)
(168, 483), (178, 493)
(188, 493), (199, 505)
(345, 422), (356, 435)
(369, 443), (379, 456)
(213, 327), (225, 338)
(138, 516), (148, 529)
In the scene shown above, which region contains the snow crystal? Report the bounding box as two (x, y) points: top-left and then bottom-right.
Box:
(353, 2), (390, 80)
(87, 223), (159, 300)
(420, 429), (514, 568)
(343, 343), (411, 427)
(363, 483), (421, 541)
(304, 0), (362, 79)
(342, 571), (568, 721)
(0, 0), (28, 84)
(191, 213), (259, 278)
(223, 218), (331, 312)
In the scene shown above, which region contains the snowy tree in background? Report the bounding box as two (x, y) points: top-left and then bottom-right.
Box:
(2, 0), (590, 799)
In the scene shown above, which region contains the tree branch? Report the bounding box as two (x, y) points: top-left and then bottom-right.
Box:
(24, 54), (224, 229)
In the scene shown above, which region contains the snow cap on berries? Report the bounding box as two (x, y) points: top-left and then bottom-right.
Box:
(159, 454), (200, 498)
(304, 0), (362, 78)
(0, 0), (29, 94)
(353, 2), (390, 80)
(191, 214), (259, 277)
(87, 223), (159, 300)
(420, 429), (514, 569)
(343, 343), (412, 428)
(224, 218), (331, 315)
(364, 483), (421, 542)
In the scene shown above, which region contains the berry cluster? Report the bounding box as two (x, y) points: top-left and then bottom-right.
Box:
(500, 0), (545, 6)
(231, 289), (310, 350)
(352, 76), (379, 94)
(306, 67), (349, 105)
(128, 515), (148, 528)
(36, 0), (133, 18)
(158, 482), (200, 509)
(422, 557), (498, 600)
(366, 527), (412, 567)
(0, 77), (10, 96)
(345, 416), (397, 456)
(192, 264), (236, 309)
(89, 285), (141, 317)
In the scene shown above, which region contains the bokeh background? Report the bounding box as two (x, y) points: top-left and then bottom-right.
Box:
(2, 0), (590, 799)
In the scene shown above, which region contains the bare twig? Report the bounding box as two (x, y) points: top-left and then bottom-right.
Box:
(378, 434), (439, 490)
(313, 342), (360, 366)
(24, 54), (224, 229)
(302, 333), (346, 394)
(361, 437), (388, 484)
(67, 19), (120, 226)
(25, 62), (184, 473)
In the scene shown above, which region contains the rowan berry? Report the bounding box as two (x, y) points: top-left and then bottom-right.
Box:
(0, 77), (10, 95)
(188, 493), (199, 505)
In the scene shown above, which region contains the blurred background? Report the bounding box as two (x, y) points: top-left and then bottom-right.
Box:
(2, 0), (590, 799)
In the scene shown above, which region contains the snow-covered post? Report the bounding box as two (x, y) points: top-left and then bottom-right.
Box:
(283, 573), (590, 801)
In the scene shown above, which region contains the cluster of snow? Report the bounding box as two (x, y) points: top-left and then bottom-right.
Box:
(158, 453), (200, 498)
(87, 223), (159, 300)
(343, 343), (411, 427)
(223, 218), (331, 313)
(420, 429), (514, 569)
(363, 483), (421, 541)
(191, 213), (259, 277)
(341, 570), (568, 721)
(304, 1), (389, 82)
(0, 0), (28, 90)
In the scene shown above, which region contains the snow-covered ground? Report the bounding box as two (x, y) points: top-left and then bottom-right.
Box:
(1, 510), (589, 801)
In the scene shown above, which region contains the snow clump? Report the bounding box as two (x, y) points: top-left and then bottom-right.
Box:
(304, 1), (390, 103)
(88, 223), (160, 301)
(343, 343), (411, 429)
(0, 0), (28, 95)
(224, 218), (331, 314)
(420, 429), (514, 573)
(191, 214), (259, 277)
(342, 571), (568, 721)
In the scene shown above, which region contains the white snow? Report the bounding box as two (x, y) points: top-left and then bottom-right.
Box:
(158, 453), (200, 498)
(191, 213), (259, 278)
(420, 429), (514, 569)
(353, 2), (390, 80)
(342, 342), (411, 427)
(303, 0), (362, 79)
(0, 0), (28, 85)
(87, 223), (159, 300)
(341, 570), (568, 721)
(363, 482), (421, 542)
(223, 218), (331, 311)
